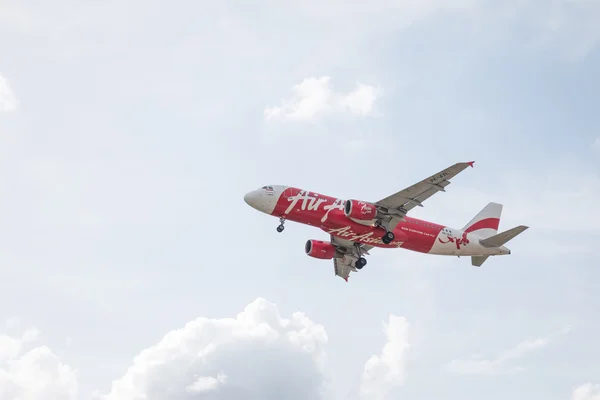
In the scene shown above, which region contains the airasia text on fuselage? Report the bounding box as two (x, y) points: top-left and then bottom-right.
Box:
(283, 190), (345, 223)
(282, 190), (405, 247)
(327, 226), (403, 247)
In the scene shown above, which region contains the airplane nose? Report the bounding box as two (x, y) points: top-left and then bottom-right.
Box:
(244, 188), (278, 215)
(244, 190), (260, 209)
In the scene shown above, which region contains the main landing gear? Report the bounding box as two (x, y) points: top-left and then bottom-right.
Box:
(375, 220), (395, 245)
(355, 257), (367, 269)
(353, 243), (367, 269)
(381, 231), (395, 245)
(276, 217), (285, 233)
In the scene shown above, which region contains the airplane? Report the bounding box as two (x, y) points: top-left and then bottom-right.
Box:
(243, 161), (528, 282)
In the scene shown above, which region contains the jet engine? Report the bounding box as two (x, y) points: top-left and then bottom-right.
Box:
(305, 240), (337, 259)
(344, 199), (377, 221)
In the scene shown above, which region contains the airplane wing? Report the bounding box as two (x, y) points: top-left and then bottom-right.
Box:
(330, 161), (474, 281)
(331, 235), (372, 282)
(374, 161), (475, 230)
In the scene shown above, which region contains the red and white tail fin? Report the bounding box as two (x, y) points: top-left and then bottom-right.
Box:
(462, 202), (502, 238)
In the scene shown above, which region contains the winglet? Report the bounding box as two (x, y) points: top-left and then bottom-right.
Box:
(467, 161), (475, 168)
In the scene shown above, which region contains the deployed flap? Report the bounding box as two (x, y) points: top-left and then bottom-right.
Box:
(333, 257), (355, 282)
(480, 225), (529, 248)
(330, 235), (371, 282)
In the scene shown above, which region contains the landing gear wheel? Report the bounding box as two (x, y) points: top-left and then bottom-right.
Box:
(355, 257), (367, 269)
(276, 216), (286, 233)
(382, 231), (395, 245)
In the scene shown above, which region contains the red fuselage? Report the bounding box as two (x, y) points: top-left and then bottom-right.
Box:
(269, 187), (445, 253)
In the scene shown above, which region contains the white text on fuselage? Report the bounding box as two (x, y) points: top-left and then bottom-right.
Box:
(284, 190), (344, 223)
(400, 226), (437, 238)
(328, 227), (403, 247)
(359, 202), (373, 215)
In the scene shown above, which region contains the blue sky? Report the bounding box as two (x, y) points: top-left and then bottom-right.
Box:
(1, 1), (599, 399)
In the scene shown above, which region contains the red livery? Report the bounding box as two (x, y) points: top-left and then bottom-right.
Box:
(244, 161), (528, 281)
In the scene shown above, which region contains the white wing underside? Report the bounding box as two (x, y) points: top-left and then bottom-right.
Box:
(330, 161), (474, 281)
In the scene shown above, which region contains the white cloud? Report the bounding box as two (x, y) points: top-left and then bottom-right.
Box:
(572, 383), (600, 400)
(264, 76), (381, 122)
(359, 315), (410, 400)
(95, 297), (330, 400)
(186, 372), (228, 394)
(0, 73), (18, 112)
(444, 335), (553, 375)
(0, 326), (78, 400)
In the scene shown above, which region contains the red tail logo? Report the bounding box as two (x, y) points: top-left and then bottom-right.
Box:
(438, 232), (470, 249)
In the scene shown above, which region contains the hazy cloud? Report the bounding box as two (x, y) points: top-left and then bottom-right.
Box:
(445, 334), (557, 375)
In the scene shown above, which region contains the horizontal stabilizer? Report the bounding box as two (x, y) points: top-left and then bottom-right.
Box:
(479, 225), (529, 248)
(471, 255), (489, 267)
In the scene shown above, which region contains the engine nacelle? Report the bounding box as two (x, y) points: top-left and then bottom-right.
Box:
(305, 240), (337, 259)
(344, 199), (377, 221)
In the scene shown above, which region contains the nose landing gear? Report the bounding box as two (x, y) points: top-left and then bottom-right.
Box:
(276, 216), (286, 233)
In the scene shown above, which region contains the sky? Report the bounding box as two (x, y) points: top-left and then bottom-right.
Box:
(0, 0), (599, 399)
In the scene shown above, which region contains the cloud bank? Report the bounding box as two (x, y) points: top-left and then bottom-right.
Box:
(0, 299), (411, 400)
(96, 297), (330, 400)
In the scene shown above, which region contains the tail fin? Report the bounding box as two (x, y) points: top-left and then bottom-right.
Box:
(479, 225), (529, 248)
(462, 202), (503, 239)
